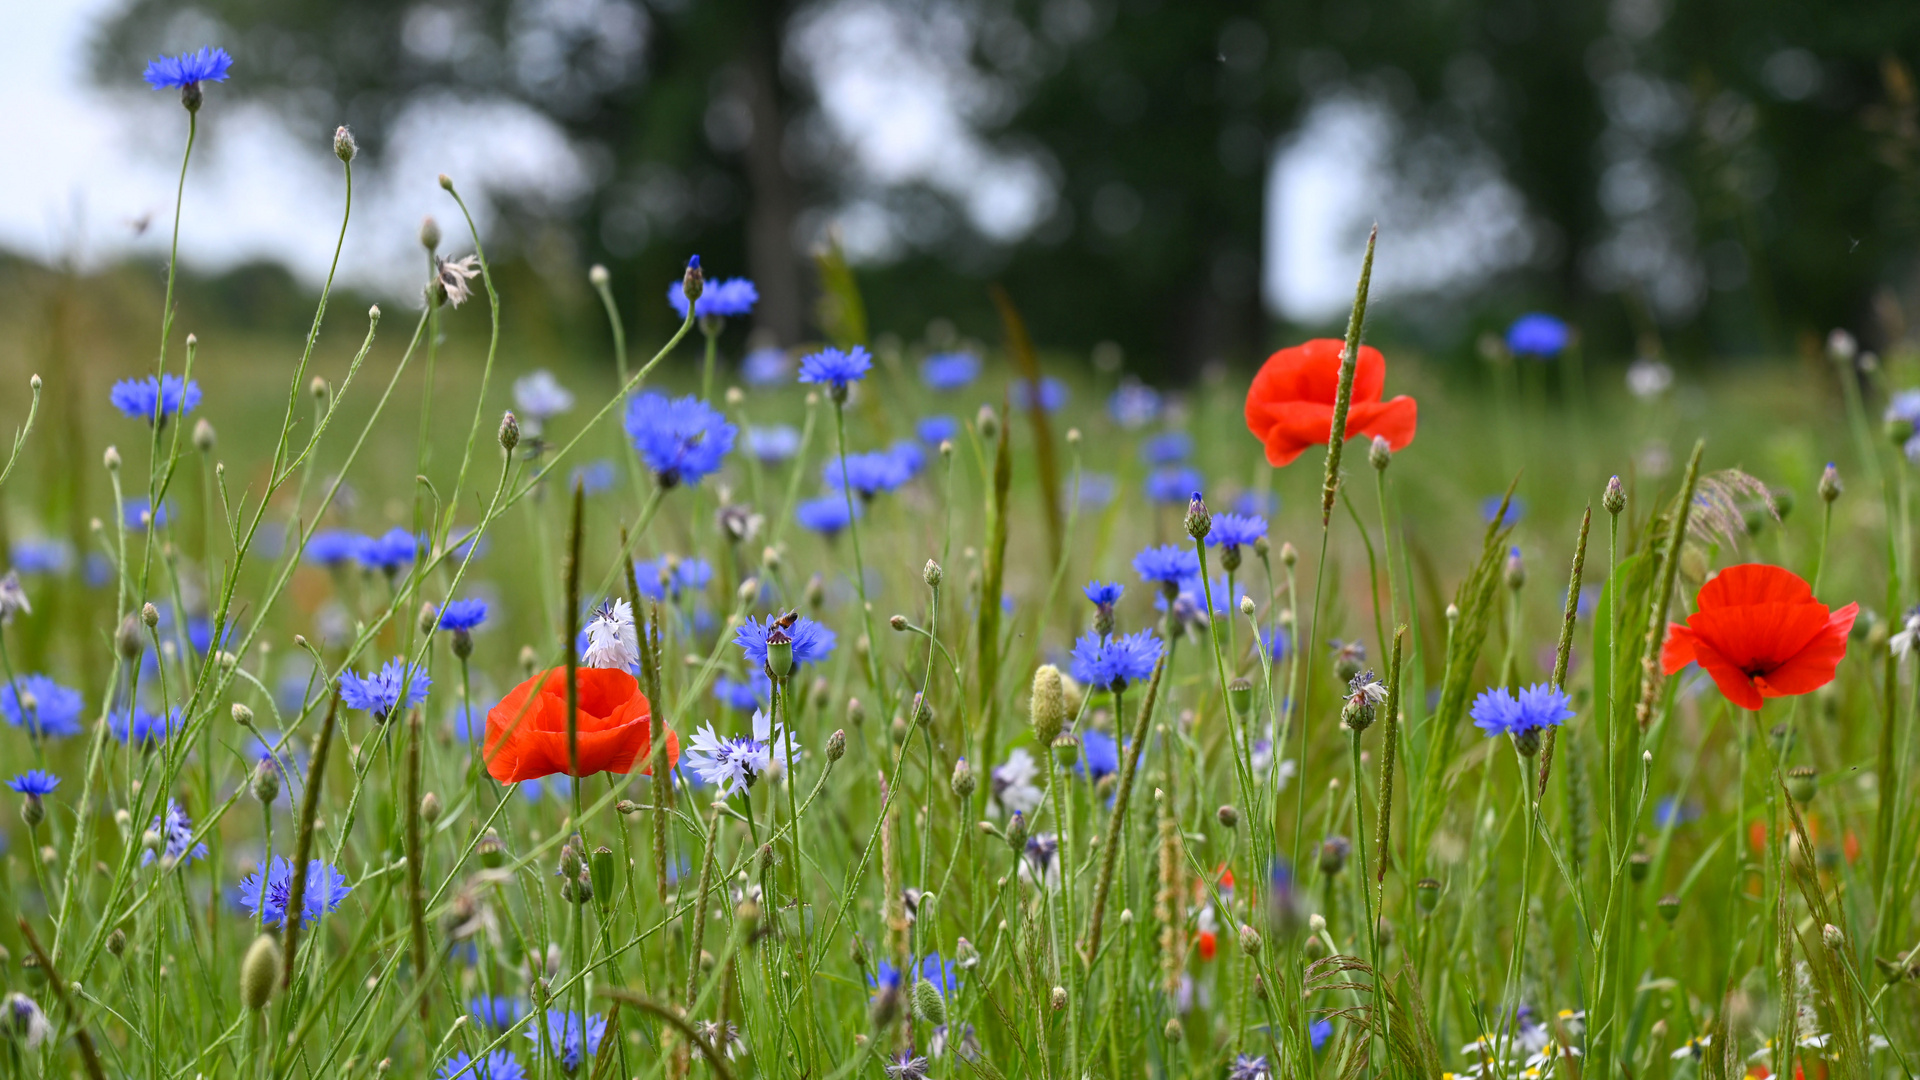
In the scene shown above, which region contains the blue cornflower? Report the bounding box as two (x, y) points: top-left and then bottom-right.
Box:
(714, 670), (772, 711)
(1470, 683), (1574, 752)
(917, 415), (959, 444)
(339, 657), (431, 720)
(742, 348), (791, 385)
(1069, 630), (1163, 693)
(1483, 495), (1525, 526)
(437, 598), (488, 632)
(570, 459), (616, 495)
(123, 497), (171, 531)
(449, 700), (490, 742)
(1010, 376), (1067, 413)
(736, 614), (836, 670)
(1255, 624), (1292, 662)
(921, 352), (981, 391)
(109, 375), (201, 423)
(1229, 1053), (1274, 1080)
(1133, 544), (1200, 587)
(668, 277), (758, 319)
(7, 771), (58, 797)
(1234, 490), (1280, 517)
(1109, 381), (1161, 428)
(470, 996), (527, 1030)
(1654, 797), (1701, 828)
(795, 494), (859, 536)
(9, 539), (72, 575)
(526, 1010), (607, 1074)
(144, 47), (232, 89)
(797, 346), (873, 395)
(918, 952), (960, 995)
(634, 558), (713, 602)
(1310, 1019), (1334, 1052)
(438, 1050), (526, 1080)
(189, 615), (237, 655)
(356, 528), (417, 575)
(237, 856), (353, 925)
(143, 799), (207, 866)
(110, 706), (174, 746)
(1077, 729), (1121, 782)
(1207, 512), (1267, 553)
(1156, 574), (1233, 620)
(1506, 313), (1571, 358)
(1072, 473), (1116, 508)
(1140, 431), (1192, 465)
(624, 393), (737, 487)
(1, 675), (84, 738)
(869, 961), (905, 996)
(747, 425), (801, 464)
(825, 451), (911, 499)
(889, 439), (927, 480)
(305, 529), (362, 567)
(1145, 466), (1203, 505)
(1084, 581), (1124, 607)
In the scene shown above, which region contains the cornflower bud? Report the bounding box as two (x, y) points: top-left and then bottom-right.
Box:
(827, 729), (847, 762)
(1217, 804), (1239, 828)
(1822, 923), (1845, 951)
(1239, 595), (1256, 618)
(1504, 547), (1525, 591)
(251, 760), (281, 804)
(1184, 492), (1211, 540)
(682, 255), (704, 304)
(419, 215), (442, 252)
(192, 418), (216, 453)
(333, 125), (357, 162)
(420, 792), (442, 823)
(1279, 541), (1297, 568)
(499, 411), (520, 452)
(951, 757), (976, 798)
(588, 264), (609, 287)
(923, 559), (943, 587)
(889, 614), (909, 632)
(1604, 475), (1626, 516)
(1238, 924), (1262, 955)
(1369, 435), (1392, 471)
(976, 405), (999, 441)
(116, 615), (145, 661)
(1818, 463), (1841, 504)
(104, 445), (121, 472)
(232, 703), (255, 727)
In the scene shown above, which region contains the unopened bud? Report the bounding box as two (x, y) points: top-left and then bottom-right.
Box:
(107, 928), (126, 957)
(1051, 986), (1068, 1011)
(1030, 664), (1066, 746)
(1217, 804), (1238, 829)
(889, 614), (908, 632)
(588, 264), (609, 287)
(1604, 475), (1625, 516)
(827, 729), (847, 762)
(1369, 435), (1392, 471)
(231, 702), (254, 727)
(116, 615), (145, 661)
(240, 934), (283, 1010)
(951, 757), (976, 798)
(1163, 1017), (1183, 1042)
(420, 791), (442, 823)
(912, 977), (948, 1025)
(251, 760), (280, 804)
(976, 405), (1000, 442)
(1822, 923), (1844, 951)
(1239, 595), (1256, 618)
(419, 215), (442, 252)
(847, 697), (865, 727)
(193, 418), (216, 452)
(1818, 463), (1841, 504)
(1280, 541), (1297, 568)
(333, 125), (357, 162)
(923, 560), (943, 587)
(682, 255), (704, 304)
(104, 446), (121, 472)
(1504, 547), (1525, 590)
(499, 411), (520, 452)
(1184, 492), (1211, 540)
(1238, 924), (1262, 954)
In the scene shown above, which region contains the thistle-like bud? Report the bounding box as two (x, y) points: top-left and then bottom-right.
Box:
(106, 928), (126, 957)
(193, 418), (216, 453)
(452, 627), (474, 660)
(251, 760), (281, 804)
(420, 791), (442, 823)
(912, 977), (947, 1025)
(116, 614), (145, 661)
(180, 80), (203, 112)
(498, 411), (520, 453)
(418, 602), (439, 636)
(1163, 1017), (1183, 1042)
(1504, 547), (1526, 591)
(923, 559), (943, 587)
(1368, 435), (1392, 471)
(1030, 664), (1066, 746)
(1786, 765), (1817, 805)
(682, 255), (704, 304)
(826, 729), (846, 762)
(1414, 877), (1440, 915)
(1628, 851), (1651, 883)
(950, 757), (976, 798)
(976, 405), (1000, 442)
(104, 445), (121, 472)
(1238, 924), (1262, 955)
(1239, 595), (1256, 618)
(1512, 728), (1542, 757)
(1604, 475), (1626, 516)
(1280, 541), (1297, 568)
(231, 702), (255, 727)
(333, 125), (357, 162)
(1656, 894), (1680, 923)
(1184, 492), (1211, 540)
(1818, 463), (1841, 504)
(1004, 811), (1029, 853)
(419, 215), (442, 252)
(889, 614), (909, 632)
(1318, 836), (1351, 875)
(847, 697), (865, 727)
(241, 934), (283, 1010)
(20, 793), (44, 828)
(1217, 804), (1238, 829)
(1822, 922), (1845, 951)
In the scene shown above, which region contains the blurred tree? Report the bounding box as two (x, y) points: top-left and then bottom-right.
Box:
(92, 0), (1920, 376)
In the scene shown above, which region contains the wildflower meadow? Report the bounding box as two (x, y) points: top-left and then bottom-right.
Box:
(5, 44), (1920, 1080)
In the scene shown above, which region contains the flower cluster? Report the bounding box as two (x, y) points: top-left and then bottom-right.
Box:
(339, 658), (432, 720)
(110, 375), (202, 423)
(1069, 630), (1162, 693)
(237, 857), (354, 925)
(623, 393), (737, 487)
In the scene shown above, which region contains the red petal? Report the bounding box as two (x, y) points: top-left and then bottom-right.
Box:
(1754, 603), (1856, 697)
(1697, 564), (1813, 610)
(1660, 623), (1697, 675)
(1346, 395), (1418, 450)
(1686, 632), (1764, 710)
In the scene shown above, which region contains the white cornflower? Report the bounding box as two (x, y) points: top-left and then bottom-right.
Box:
(513, 370), (575, 435)
(685, 709), (780, 796)
(1892, 606), (1920, 658)
(0, 571), (29, 624)
(582, 599), (639, 671)
(990, 748), (1043, 817)
(436, 255), (481, 308)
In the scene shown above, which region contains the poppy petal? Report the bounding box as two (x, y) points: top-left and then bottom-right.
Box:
(1755, 603), (1857, 697)
(1685, 633), (1764, 710)
(1345, 395), (1418, 451)
(1660, 622), (1698, 675)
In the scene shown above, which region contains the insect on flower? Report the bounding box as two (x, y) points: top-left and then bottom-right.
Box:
(1243, 339), (1417, 467)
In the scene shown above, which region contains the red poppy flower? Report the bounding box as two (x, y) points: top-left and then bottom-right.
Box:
(1243, 339), (1418, 467)
(484, 667), (678, 784)
(1660, 564), (1856, 711)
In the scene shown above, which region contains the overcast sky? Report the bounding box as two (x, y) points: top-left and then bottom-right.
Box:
(2, 0), (1527, 322)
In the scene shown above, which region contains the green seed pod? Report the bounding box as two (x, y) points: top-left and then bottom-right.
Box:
(590, 847), (615, 905)
(1656, 894), (1680, 924)
(764, 630), (794, 679)
(1786, 766), (1817, 805)
(241, 934), (283, 1011)
(477, 831), (506, 869)
(1228, 677), (1253, 718)
(1414, 877), (1441, 915)
(1628, 851), (1651, 883)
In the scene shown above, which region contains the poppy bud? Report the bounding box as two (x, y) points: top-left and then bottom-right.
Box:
(1656, 894), (1680, 923)
(1217, 804), (1239, 829)
(1604, 475), (1625, 516)
(1030, 664), (1066, 746)
(912, 978), (947, 1025)
(116, 615), (145, 661)
(1369, 435), (1392, 471)
(498, 411), (520, 453)
(333, 125), (357, 162)
(951, 757), (975, 798)
(1415, 877), (1440, 915)
(1818, 463), (1841, 504)
(924, 560), (943, 587)
(241, 934), (283, 1011)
